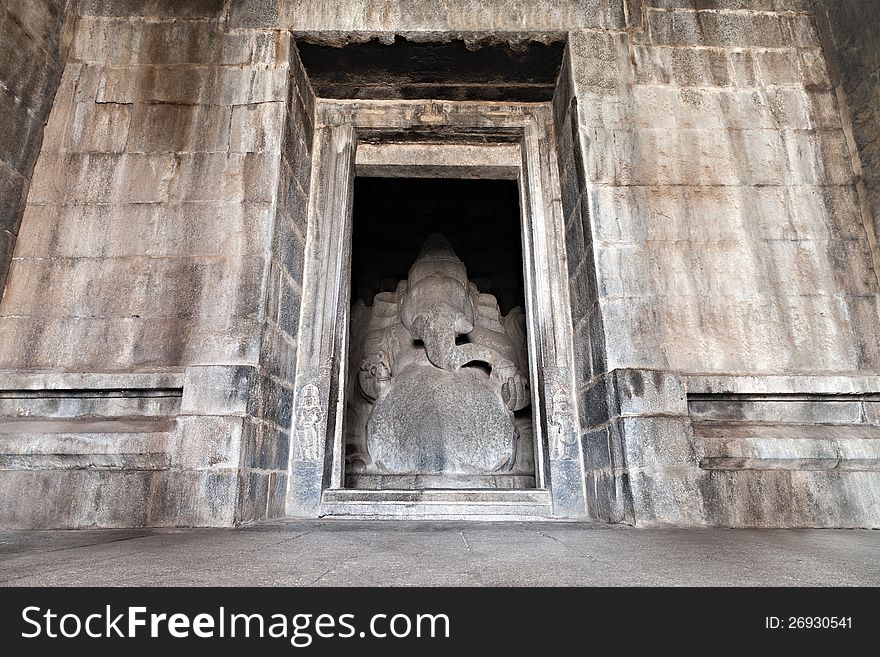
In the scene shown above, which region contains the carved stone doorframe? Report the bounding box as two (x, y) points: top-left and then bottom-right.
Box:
(286, 99), (588, 519)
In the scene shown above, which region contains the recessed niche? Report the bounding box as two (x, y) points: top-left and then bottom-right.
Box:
(343, 177), (536, 489)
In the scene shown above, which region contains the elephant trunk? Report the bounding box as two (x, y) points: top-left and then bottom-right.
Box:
(411, 314), (459, 372)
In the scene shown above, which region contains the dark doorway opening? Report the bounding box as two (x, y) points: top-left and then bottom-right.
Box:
(296, 37), (566, 102)
(344, 176), (535, 490)
(351, 177), (524, 314)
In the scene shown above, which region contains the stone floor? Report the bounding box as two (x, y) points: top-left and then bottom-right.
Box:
(0, 520), (878, 586)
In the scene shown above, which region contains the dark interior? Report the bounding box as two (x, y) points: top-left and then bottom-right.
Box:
(351, 177), (524, 315)
(296, 37), (565, 102)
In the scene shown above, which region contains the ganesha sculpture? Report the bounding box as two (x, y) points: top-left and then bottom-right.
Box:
(344, 233), (534, 480)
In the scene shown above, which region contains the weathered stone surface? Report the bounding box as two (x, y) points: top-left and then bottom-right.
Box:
(72, 17), (274, 66)
(126, 104), (232, 153)
(346, 235), (531, 482)
(689, 399), (866, 425)
(230, 0), (626, 31)
(96, 66), (288, 105)
(173, 415), (245, 470)
(367, 368), (518, 474)
(78, 0), (226, 19)
(813, 1), (880, 349)
(0, 0), (73, 296)
(696, 423), (880, 471)
(14, 202), (273, 258)
(1, 0), (880, 530)
(700, 469), (880, 528)
(647, 8), (817, 48)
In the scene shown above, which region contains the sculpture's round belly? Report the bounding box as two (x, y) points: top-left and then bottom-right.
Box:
(366, 366), (516, 474)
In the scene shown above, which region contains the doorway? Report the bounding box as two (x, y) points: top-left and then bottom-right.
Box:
(286, 99), (586, 518)
(344, 177), (536, 490)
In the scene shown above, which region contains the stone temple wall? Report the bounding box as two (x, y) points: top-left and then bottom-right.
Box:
(0, 0), (299, 526)
(565, 1), (880, 525)
(581, 2), (879, 375)
(814, 0), (880, 331)
(0, 0), (878, 528)
(0, 0), (75, 302)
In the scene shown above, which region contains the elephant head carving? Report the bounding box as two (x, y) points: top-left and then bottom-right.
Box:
(399, 233), (476, 372)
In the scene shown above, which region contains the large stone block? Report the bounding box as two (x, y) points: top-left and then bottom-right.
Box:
(62, 100), (132, 152)
(0, 230), (14, 294)
(781, 129), (855, 185)
(636, 45), (731, 88)
(168, 153), (279, 202)
(586, 123), (857, 187)
(287, 460), (323, 516)
(548, 458), (588, 518)
(0, 9), (62, 113)
(568, 30), (630, 92)
(594, 237), (877, 301)
(228, 0), (279, 28)
(582, 425), (612, 471)
(277, 167), (310, 236)
(73, 16), (275, 67)
(150, 469), (239, 527)
(173, 415), (246, 470)
(1, 253), (267, 321)
(258, 322), (299, 383)
(572, 316), (596, 387)
(798, 49), (832, 90)
(755, 49), (805, 87)
(180, 365), (258, 417)
(584, 469), (632, 523)
(28, 152), (176, 204)
(15, 202), (273, 259)
(598, 291), (880, 374)
(643, 0), (813, 9)
(4, 0), (67, 51)
(278, 278), (303, 338)
(612, 369), (687, 417)
(262, 0), (626, 32)
(696, 422), (880, 471)
(275, 219), (306, 283)
(230, 102), (286, 153)
(267, 471), (287, 517)
(236, 470), (270, 523)
(127, 103), (232, 153)
(647, 8), (810, 48)
(585, 127), (786, 186)
(240, 419), (291, 471)
(97, 66), (289, 105)
(609, 416), (697, 470)
(0, 90), (45, 170)
(578, 374), (609, 428)
(699, 469), (880, 527)
(690, 399), (865, 425)
(0, 391), (179, 419)
(626, 466), (707, 526)
(0, 469), (158, 529)
(250, 374), (295, 430)
(592, 184), (864, 244)
(78, 0), (226, 19)
(0, 315), (263, 370)
(0, 162), (27, 235)
(642, 44), (816, 94)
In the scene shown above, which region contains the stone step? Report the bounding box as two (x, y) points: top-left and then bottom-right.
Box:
(694, 421), (880, 471)
(0, 394), (181, 419)
(345, 473), (537, 489)
(0, 417), (174, 471)
(320, 488), (553, 520)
